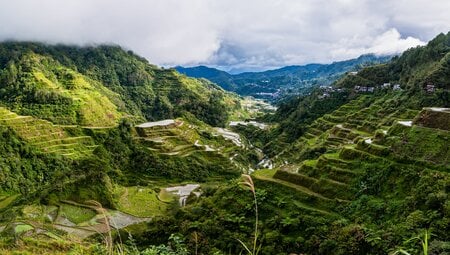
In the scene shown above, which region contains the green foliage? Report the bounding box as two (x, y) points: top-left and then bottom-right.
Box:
(0, 32), (449, 255)
(0, 53), (121, 126)
(59, 204), (96, 224)
(337, 31), (450, 91)
(259, 89), (351, 156)
(140, 234), (189, 255)
(392, 229), (431, 255)
(0, 42), (245, 127)
(0, 125), (72, 196)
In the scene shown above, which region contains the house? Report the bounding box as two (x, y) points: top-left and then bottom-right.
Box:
(426, 84), (436, 93)
(382, 83), (391, 89)
(349, 71), (358, 75)
(318, 92), (330, 99)
(320, 85), (333, 92)
(354, 86), (369, 93)
(393, 84), (401, 90)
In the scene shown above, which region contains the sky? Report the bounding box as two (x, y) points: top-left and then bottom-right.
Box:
(0, 0), (449, 73)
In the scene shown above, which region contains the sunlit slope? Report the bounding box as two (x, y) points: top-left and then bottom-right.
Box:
(0, 53), (122, 126)
(0, 42), (248, 127)
(0, 107), (97, 158)
(254, 93), (449, 247)
(134, 118), (256, 180)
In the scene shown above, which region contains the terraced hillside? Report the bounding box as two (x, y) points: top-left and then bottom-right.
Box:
(0, 33), (448, 254)
(0, 107), (97, 158)
(136, 120), (209, 157)
(254, 93), (449, 226)
(276, 93), (420, 163)
(0, 42), (249, 127)
(134, 119), (256, 178)
(0, 200), (152, 242)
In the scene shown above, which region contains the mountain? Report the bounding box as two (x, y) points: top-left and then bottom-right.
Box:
(269, 32), (450, 146)
(335, 33), (450, 91)
(0, 42), (247, 127)
(176, 54), (392, 100)
(164, 32), (449, 254)
(175, 65), (237, 91)
(0, 33), (448, 255)
(0, 42), (264, 253)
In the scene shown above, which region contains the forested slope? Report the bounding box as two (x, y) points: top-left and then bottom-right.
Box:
(0, 33), (448, 254)
(177, 54), (391, 99)
(138, 32), (450, 255)
(0, 42), (245, 127)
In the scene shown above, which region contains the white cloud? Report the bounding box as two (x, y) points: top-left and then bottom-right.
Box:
(368, 28), (426, 55)
(329, 28), (426, 60)
(0, 0), (448, 71)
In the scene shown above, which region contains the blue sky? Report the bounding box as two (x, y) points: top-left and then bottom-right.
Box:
(0, 0), (449, 72)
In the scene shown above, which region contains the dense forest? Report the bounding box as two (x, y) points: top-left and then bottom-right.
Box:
(0, 42), (243, 127)
(258, 32), (450, 153)
(0, 32), (448, 255)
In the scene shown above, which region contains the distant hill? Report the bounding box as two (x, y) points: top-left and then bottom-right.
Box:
(269, 31), (450, 147)
(336, 32), (450, 90)
(0, 34), (448, 255)
(176, 54), (392, 100)
(175, 65), (237, 91)
(0, 42), (246, 127)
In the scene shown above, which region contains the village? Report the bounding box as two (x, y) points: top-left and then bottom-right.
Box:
(317, 72), (439, 99)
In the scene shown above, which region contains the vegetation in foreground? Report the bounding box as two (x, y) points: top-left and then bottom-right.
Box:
(0, 32), (449, 254)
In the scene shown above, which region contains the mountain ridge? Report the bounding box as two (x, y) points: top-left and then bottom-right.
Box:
(0, 42), (250, 127)
(176, 54), (392, 99)
(0, 32), (448, 254)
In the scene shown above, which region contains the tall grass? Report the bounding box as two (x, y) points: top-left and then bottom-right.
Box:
(238, 174), (261, 255)
(86, 200), (125, 255)
(192, 231), (199, 255)
(392, 229), (430, 255)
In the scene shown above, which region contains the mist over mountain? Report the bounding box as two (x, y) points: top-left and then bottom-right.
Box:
(0, 0), (449, 253)
(0, 31), (448, 255)
(176, 54), (392, 100)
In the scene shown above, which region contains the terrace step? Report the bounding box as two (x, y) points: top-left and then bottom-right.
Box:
(307, 128), (323, 136)
(274, 170), (352, 200)
(324, 140), (343, 148)
(292, 201), (339, 217)
(0, 116), (35, 125)
(254, 173), (333, 201)
(303, 132), (317, 139)
(313, 118), (336, 131)
(339, 146), (389, 162)
(33, 136), (93, 147)
(323, 114), (345, 123)
(317, 155), (352, 169)
(321, 165), (360, 183)
(27, 132), (67, 142)
(330, 110), (348, 117)
(0, 107), (97, 158)
(298, 155), (360, 184)
(356, 140), (391, 157)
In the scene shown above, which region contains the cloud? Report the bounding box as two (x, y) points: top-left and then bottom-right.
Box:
(0, 0), (449, 71)
(368, 28), (426, 55)
(329, 28), (426, 60)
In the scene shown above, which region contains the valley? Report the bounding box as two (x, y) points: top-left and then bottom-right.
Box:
(0, 31), (448, 255)
(176, 54), (391, 101)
